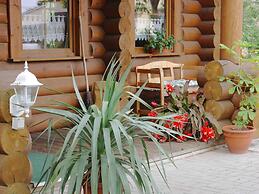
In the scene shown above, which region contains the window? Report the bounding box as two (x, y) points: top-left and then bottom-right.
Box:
(134, 0), (173, 50)
(9, 0), (81, 61)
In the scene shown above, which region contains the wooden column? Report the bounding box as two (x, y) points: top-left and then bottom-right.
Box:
(220, 0), (243, 61)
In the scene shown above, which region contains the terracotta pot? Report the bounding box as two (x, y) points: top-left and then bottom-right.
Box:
(222, 125), (256, 154)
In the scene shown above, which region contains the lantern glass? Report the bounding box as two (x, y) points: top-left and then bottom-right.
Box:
(14, 85), (39, 107)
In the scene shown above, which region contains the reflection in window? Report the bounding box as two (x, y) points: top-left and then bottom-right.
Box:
(135, 0), (165, 47)
(22, 0), (69, 50)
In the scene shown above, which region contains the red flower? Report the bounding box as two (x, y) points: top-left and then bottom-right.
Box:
(176, 135), (187, 143)
(200, 123), (215, 142)
(172, 114), (188, 129)
(183, 131), (193, 138)
(151, 101), (158, 107)
(165, 83), (174, 94)
(173, 121), (184, 129)
(164, 123), (171, 128)
(148, 111), (157, 117)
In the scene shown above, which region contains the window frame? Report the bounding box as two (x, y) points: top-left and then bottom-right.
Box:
(9, 0), (83, 62)
(134, 0), (174, 55)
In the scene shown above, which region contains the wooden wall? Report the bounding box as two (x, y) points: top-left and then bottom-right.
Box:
(0, 0), (106, 133)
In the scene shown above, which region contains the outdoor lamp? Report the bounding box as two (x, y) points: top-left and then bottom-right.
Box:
(10, 61), (42, 129)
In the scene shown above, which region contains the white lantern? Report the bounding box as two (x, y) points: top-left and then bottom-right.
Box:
(10, 61), (42, 118)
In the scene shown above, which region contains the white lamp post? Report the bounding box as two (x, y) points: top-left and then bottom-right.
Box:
(10, 61), (42, 130)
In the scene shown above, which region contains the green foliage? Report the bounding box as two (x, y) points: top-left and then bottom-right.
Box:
(144, 30), (176, 53)
(243, 0), (259, 48)
(33, 57), (180, 194)
(220, 43), (259, 129)
(135, 0), (151, 14)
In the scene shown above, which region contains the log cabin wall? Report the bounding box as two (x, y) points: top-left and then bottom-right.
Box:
(0, 0), (106, 133)
(198, 0), (221, 65)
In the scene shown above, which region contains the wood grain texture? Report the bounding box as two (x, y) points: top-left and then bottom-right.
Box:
(183, 41), (201, 54)
(88, 9), (105, 25)
(204, 81), (233, 100)
(182, 13), (201, 27)
(182, 0), (201, 14)
(0, 43), (8, 61)
(205, 100), (235, 120)
(89, 26), (105, 42)
(183, 27), (201, 41)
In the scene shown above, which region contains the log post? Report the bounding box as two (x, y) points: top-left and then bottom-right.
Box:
(221, 0), (243, 61)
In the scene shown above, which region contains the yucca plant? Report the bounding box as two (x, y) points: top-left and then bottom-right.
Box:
(33, 57), (182, 194)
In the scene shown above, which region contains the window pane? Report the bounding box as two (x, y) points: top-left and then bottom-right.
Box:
(135, 0), (166, 47)
(22, 0), (69, 50)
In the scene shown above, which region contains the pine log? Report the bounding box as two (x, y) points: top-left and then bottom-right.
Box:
(3, 183), (31, 194)
(27, 113), (71, 133)
(0, 124), (31, 154)
(103, 19), (120, 34)
(199, 7), (214, 21)
(182, 14), (201, 27)
(89, 42), (106, 58)
(118, 1), (131, 17)
(103, 1), (120, 18)
(204, 81), (233, 100)
(182, 0), (201, 14)
(198, 21), (215, 35)
(199, 48), (214, 61)
(172, 54), (201, 66)
(88, 9), (105, 25)
(119, 34), (132, 51)
(198, 0), (215, 7)
(0, 89), (14, 123)
(103, 35), (120, 51)
(197, 66), (207, 87)
(221, 0), (243, 61)
(0, 0), (7, 3)
(89, 0), (106, 9)
(119, 49), (132, 68)
(103, 52), (119, 65)
(0, 153), (31, 186)
(0, 43), (8, 61)
(217, 119), (233, 128)
(183, 27), (201, 41)
(205, 100), (235, 120)
(231, 93), (243, 108)
(198, 35), (214, 48)
(183, 41), (201, 54)
(0, 4), (7, 24)
(119, 17), (131, 34)
(0, 24), (8, 43)
(38, 74), (102, 96)
(231, 109), (239, 122)
(89, 26), (105, 42)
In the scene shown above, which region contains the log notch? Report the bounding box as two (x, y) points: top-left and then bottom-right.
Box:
(198, 0), (221, 63)
(1, 183), (31, 194)
(205, 100), (235, 120)
(0, 1), (8, 61)
(0, 89), (14, 123)
(221, 0), (243, 61)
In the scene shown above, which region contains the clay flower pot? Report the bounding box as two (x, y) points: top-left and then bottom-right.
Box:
(222, 125), (256, 154)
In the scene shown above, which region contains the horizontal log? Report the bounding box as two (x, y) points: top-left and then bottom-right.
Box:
(205, 100), (235, 120)
(199, 7), (215, 21)
(88, 9), (105, 25)
(0, 89), (14, 123)
(199, 48), (214, 61)
(198, 21), (215, 35)
(2, 183), (31, 194)
(231, 93), (243, 108)
(198, 35), (214, 48)
(103, 1), (120, 18)
(231, 109), (239, 122)
(89, 42), (106, 58)
(204, 81), (233, 100)
(119, 1), (131, 17)
(172, 54), (201, 66)
(38, 74), (103, 96)
(182, 0), (201, 14)
(198, 0), (215, 7)
(0, 0), (7, 4)
(0, 43), (8, 61)
(27, 113), (71, 133)
(33, 92), (85, 114)
(89, 26), (105, 42)
(217, 119), (233, 128)
(0, 59), (106, 78)
(89, 0), (106, 9)
(0, 153), (31, 186)
(103, 19), (120, 34)
(183, 27), (201, 41)
(197, 66), (207, 87)
(182, 13), (201, 27)
(183, 41), (201, 54)
(103, 35), (120, 51)
(0, 123), (31, 154)
(0, 4), (7, 23)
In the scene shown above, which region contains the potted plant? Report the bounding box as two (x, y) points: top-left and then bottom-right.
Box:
(144, 30), (176, 54)
(147, 81), (222, 143)
(220, 42), (259, 154)
(33, 58), (182, 194)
